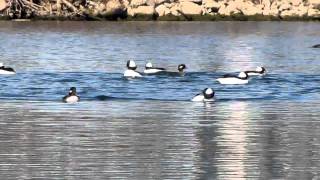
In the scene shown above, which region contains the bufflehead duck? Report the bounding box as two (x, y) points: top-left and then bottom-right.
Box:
(312, 44), (320, 48)
(173, 64), (187, 76)
(217, 72), (249, 85)
(63, 87), (80, 103)
(123, 60), (142, 78)
(0, 63), (16, 75)
(192, 88), (215, 102)
(178, 64), (187, 73)
(161, 64), (187, 76)
(245, 66), (266, 76)
(143, 62), (166, 74)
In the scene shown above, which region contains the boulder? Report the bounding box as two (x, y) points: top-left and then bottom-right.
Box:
(127, 5), (155, 15)
(278, 2), (291, 11)
(291, 0), (303, 6)
(169, 3), (181, 16)
(155, 0), (171, 5)
(106, 0), (125, 14)
(233, 0), (245, 9)
(179, 0), (202, 4)
(122, 0), (130, 7)
(269, 1), (280, 15)
(130, 0), (147, 7)
(92, 9), (100, 16)
(308, 0), (320, 6)
(218, 1), (241, 15)
(280, 9), (294, 16)
(202, 0), (221, 14)
(202, 6), (210, 14)
(127, 7), (134, 15)
(164, 2), (175, 8)
(218, 4), (230, 15)
(155, 4), (170, 16)
(280, 4), (308, 17)
(227, 1), (240, 12)
(96, 3), (106, 12)
(308, 8), (320, 17)
(203, 0), (221, 9)
(0, 0), (6, 11)
(179, 1), (202, 15)
(262, 0), (271, 8)
(262, 0), (272, 15)
(296, 4), (309, 16)
(262, 6), (271, 15)
(257, 4), (265, 10)
(241, 1), (263, 15)
(146, 0), (157, 6)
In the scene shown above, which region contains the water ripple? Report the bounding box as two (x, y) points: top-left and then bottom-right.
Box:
(0, 21), (320, 179)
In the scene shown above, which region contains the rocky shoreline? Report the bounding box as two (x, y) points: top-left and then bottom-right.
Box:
(0, 0), (319, 20)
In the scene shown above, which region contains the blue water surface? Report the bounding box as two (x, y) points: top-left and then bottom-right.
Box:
(0, 21), (320, 179)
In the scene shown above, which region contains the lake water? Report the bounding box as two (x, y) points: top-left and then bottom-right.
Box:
(0, 21), (319, 179)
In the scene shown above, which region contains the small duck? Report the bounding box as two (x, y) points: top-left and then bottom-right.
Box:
(143, 62), (166, 74)
(0, 63), (16, 75)
(159, 64), (187, 76)
(192, 88), (215, 102)
(123, 60), (142, 78)
(245, 66), (266, 76)
(178, 64), (187, 74)
(178, 64), (187, 76)
(63, 87), (80, 103)
(217, 72), (249, 85)
(312, 44), (320, 48)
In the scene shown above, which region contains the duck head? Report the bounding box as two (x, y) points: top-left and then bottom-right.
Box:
(256, 66), (266, 73)
(145, 62), (153, 69)
(69, 87), (77, 96)
(178, 64), (186, 72)
(127, 60), (137, 70)
(203, 88), (214, 99)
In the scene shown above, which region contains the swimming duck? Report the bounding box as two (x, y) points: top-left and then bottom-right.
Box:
(217, 72), (249, 85)
(192, 88), (215, 102)
(245, 66), (266, 76)
(312, 44), (320, 48)
(123, 60), (142, 78)
(0, 63), (16, 75)
(143, 62), (166, 74)
(178, 64), (187, 74)
(63, 87), (80, 103)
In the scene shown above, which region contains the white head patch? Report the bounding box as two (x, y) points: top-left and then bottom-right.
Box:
(146, 62), (153, 68)
(128, 60), (136, 68)
(205, 88), (213, 95)
(238, 72), (247, 78)
(256, 66), (263, 72)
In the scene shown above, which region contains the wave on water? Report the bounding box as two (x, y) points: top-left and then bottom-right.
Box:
(0, 72), (319, 102)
